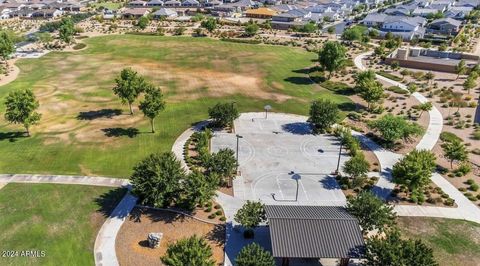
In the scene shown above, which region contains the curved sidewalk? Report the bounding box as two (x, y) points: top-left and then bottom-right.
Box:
(354, 52), (480, 223)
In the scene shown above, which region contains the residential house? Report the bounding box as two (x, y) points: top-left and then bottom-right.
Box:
(412, 8), (440, 17)
(152, 7), (177, 19)
(384, 7), (410, 16)
(146, 0), (164, 7)
(362, 13), (387, 27)
(271, 8), (310, 29)
(122, 7), (150, 18)
(427, 17), (461, 35)
(245, 7), (277, 19)
(163, 0), (181, 7)
(128, 0), (147, 7)
(445, 6), (473, 19)
(181, 0), (199, 7)
(457, 0), (480, 8)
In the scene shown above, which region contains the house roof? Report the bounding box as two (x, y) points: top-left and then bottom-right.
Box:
(153, 7), (176, 16)
(265, 205), (365, 259)
(245, 7), (277, 16)
(430, 17), (462, 27)
(363, 13), (387, 23)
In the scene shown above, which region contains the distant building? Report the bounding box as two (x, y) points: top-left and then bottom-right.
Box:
(245, 7), (278, 19)
(386, 47), (480, 73)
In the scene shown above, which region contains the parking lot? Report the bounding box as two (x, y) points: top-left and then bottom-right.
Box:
(211, 112), (348, 206)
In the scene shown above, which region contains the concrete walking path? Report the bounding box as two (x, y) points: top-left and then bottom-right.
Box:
(94, 190), (138, 266)
(354, 52), (480, 223)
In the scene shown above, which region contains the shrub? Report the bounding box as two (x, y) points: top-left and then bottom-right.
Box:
(219, 216), (226, 221)
(470, 184), (479, 191)
(444, 198), (455, 206)
(215, 210), (222, 216)
(386, 86), (408, 94)
(440, 132), (462, 143)
(208, 213), (216, 219)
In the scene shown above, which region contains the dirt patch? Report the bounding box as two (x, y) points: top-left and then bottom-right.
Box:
(116, 208), (225, 266)
(0, 59), (20, 87)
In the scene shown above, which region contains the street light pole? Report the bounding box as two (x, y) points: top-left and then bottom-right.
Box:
(264, 105), (271, 119)
(235, 134), (243, 172)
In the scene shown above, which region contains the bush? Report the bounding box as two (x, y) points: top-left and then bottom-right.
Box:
(440, 132), (462, 143)
(221, 38), (261, 44)
(208, 213), (216, 219)
(470, 184), (479, 191)
(219, 216), (226, 221)
(215, 210), (222, 216)
(377, 71), (403, 82)
(386, 86), (408, 94)
(444, 198), (455, 206)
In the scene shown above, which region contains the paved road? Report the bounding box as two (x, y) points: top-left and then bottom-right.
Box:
(354, 52), (480, 223)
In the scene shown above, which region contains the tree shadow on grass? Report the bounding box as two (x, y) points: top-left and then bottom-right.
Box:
(77, 109), (122, 120)
(102, 127), (139, 138)
(283, 76), (313, 85)
(94, 187), (128, 218)
(0, 131), (26, 142)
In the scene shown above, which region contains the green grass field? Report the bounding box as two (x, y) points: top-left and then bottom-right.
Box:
(0, 183), (126, 266)
(398, 217), (480, 266)
(0, 35), (352, 177)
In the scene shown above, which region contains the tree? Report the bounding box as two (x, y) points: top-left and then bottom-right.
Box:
(308, 99), (339, 134)
(355, 71), (384, 110)
(416, 102), (432, 118)
(139, 84), (165, 133)
(343, 153), (370, 179)
(206, 148), (237, 184)
(318, 41), (346, 79)
(346, 191), (396, 233)
(327, 26), (335, 35)
(342, 27), (364, 42)
(425, 72), (435, 85)
(392, 149), (436, 193)
(113, 68), (145, 115)
(161, 235), (214, 266)
(244, 23), (259, 36)
(179, 171), (218, 210)
(368, 115), (423, 146)
(234, 201), (266, 238)
(463, 74), (476, 94)
(442, 139), (468, 169)
(364, 229), (438, 266)
(299, 21), (317, 33)
(0, 30), (15, 63)
(235, 243), (275, 266)
(201, 17), (217, 33)
(137, 16), (149, 30)
(455, 59), (467, 80)
(130, 152), (186, 207)
(208, 102), (239, 128)
(58, 17), (75, 44)
(4, 89), (42, 136)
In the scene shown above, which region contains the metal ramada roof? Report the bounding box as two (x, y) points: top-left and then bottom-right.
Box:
(265, 205), (365, 259)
